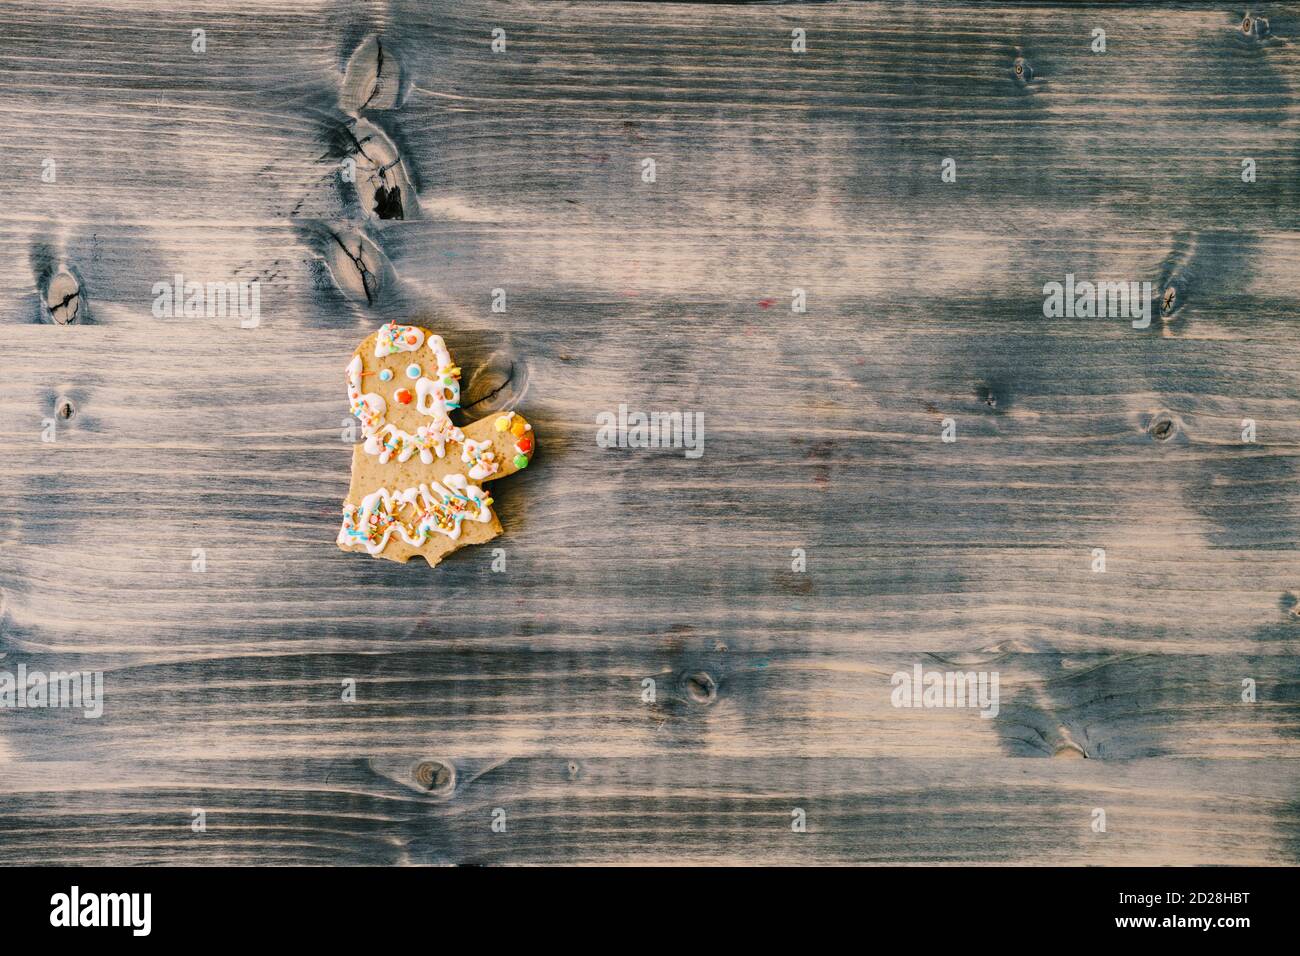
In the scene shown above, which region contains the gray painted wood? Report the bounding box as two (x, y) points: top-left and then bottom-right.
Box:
(0, 0), (1298, 864)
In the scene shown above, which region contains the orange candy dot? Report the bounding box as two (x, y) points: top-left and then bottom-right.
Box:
(511, 420), (527, 437)
(395, 389), (413, 404)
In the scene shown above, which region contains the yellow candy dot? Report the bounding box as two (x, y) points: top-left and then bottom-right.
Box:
(494, 416), (511, 432)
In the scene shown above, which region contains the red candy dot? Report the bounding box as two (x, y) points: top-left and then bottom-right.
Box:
(395, 389), (413, 404)
(517, 437), (532, 453)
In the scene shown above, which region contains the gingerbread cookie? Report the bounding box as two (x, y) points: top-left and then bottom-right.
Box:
(337, 322), (535, 566)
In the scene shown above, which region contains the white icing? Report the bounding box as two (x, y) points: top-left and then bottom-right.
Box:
(337, 474), (493, 554)
(374, 322), (425, 356)
(461, 437), (499, 481)
(417, 418), (464, 461)
(365, 420), (465, 465)
(347, 355), (386, 435)
(349, 325), (465, 465)
(415, 334), (460, 416)
(416, 375), (459, 416)
(425, 334), (453, 372)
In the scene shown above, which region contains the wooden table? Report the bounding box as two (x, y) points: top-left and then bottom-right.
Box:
(1, 0), (1297, 865)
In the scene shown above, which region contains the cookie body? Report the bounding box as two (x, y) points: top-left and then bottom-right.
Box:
(337, 323), (535, 566)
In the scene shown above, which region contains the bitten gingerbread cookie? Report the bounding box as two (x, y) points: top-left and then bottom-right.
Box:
(337, 322), (535, 566)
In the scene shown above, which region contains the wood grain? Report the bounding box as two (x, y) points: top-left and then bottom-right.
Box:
(0, 0), (1298, 865)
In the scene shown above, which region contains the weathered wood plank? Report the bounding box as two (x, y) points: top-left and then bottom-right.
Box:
(1, 0), (1298, 864)
(0, 649), (1295, 762)
(1, 757), (1296, 865)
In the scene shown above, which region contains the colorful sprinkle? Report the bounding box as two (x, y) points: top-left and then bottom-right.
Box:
(379, 369), (393, 382)
(337, 474), (493, 553)
(374, 322), (425, 357)
(513, 454), (529, 469)
(406, 364), (421, 379)
(461, 438), (499, 480)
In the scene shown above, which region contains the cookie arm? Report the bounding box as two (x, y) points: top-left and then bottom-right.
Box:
(460, 410), (536, 483)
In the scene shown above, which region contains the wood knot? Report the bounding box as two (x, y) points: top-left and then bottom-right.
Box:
(413, 759), (456, 795)
(683, 672), (717, 705)
(566, 760), (580, 780)
(322, 228), (392, 306)
(1241, 14), (1269, 39)
(345, 119), (417, 221)
(1012, 56), (1034, 84)
(340, 36), (401, 114)
(1052, 742), (1088, 759)
(1160, 285), (1178, 316)
(975, 380), (1009, 412)
(45, 270), (82, 325)
(55, 398), (76, 421)
(459, 352), (529, 417)
(1148, 411), (1178, 442)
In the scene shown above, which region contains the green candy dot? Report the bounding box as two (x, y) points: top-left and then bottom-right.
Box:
(513, 454), (529, 469)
